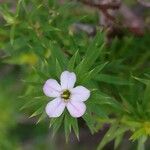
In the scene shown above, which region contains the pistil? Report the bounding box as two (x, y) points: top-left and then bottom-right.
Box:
(61, 90), (71, 101)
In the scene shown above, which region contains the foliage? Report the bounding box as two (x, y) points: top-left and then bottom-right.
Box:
(0, 0), (149, 149)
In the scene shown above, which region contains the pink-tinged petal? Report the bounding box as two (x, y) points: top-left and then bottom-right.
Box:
(43, 79), (61, 97)
(60, 71), (76, 89)
(66, 101), (86, 118)
(70, 86), (90, 102)
(45, 98), (66, 118)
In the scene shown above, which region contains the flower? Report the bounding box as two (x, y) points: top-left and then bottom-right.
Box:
(43, 71), (90, 118)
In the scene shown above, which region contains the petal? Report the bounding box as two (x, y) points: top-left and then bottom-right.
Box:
(60, 71), (76, 89)
(70, 86), (90, 102)
(45, 98), (66, 118)
(43, 79), (61, 97)
(66, 101), (86, 118)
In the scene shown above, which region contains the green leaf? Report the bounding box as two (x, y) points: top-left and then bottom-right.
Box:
(75, 50), (81, 64)
(75, 58), (86, 76)
(93, 62), (109, 74)
(64, 113), (72, 142)
(55, 59), (62, 78)
(119, 94), (135, 114)
(67, 50), (79, 71)
(22, 80), (43, 86)
(132, 76), (149, 85)
(80, 69), (95, 83)
(50, 114), (64, 136)
(76, 32), (105, 76)
(84, 43), (105, 69)
(49, 26), (61, 32)
(29, 106), (44, 118)
(15, 0), (23, 17)
(85, 32), (104, 59)
(132, 76), (150, 109)
(49, 43), (68, 68)
(10, 25), (16, 45)
(94, 74), (131, 85)
(114, 133), (123, 149)
(80, 62), (108, 83)
(97, 124), (118, 150)
(71, 118), (79, 140)
(91, 93), (124, 112)
(90, 104), (108, 119)
(20, 98), (44, 110)
(32, 67), (49, 80)
(97, 125), (128, 150)
(130, 128), (145, 141)
(83, 111), (96, 134)
(36, 112), (47, 124)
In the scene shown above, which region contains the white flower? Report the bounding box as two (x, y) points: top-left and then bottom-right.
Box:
(43, 71), (90, 118)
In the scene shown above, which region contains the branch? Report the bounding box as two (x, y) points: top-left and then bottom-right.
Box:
(78, 0), (121, 21)
(119, 4), (144, 35)
(78, 0), (121, 9)
(137, 0), (150, 7)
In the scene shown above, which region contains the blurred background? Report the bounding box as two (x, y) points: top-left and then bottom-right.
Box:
(0, 0), (150, 149)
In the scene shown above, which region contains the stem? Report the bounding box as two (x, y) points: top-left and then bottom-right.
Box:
(137, 136), (147, 150)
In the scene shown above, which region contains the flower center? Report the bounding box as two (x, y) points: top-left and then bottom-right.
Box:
(61, 90), (71, 101)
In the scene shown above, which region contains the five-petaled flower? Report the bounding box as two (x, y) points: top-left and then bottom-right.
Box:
(43, 71), (90, 118)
